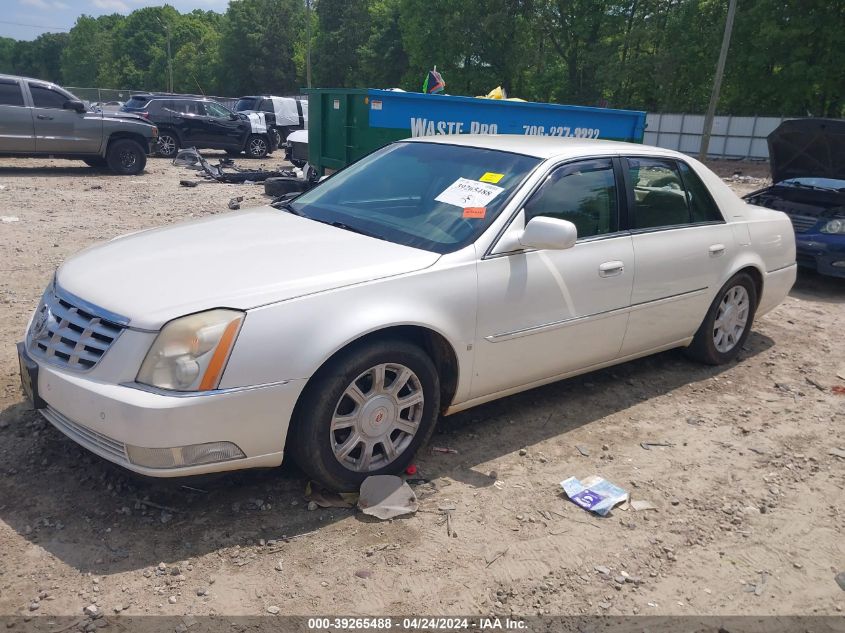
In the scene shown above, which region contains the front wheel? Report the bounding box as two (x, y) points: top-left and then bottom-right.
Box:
(685, 272), (758, 365)
(106, 139), (146, 175)
(290, 339), (440, 491)
(245, 134), (269, 158)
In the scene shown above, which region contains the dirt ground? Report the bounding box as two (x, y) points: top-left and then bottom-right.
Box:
(0, 154), (843, 622)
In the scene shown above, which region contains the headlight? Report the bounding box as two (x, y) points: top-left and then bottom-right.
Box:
(820, 218), (845, 234)
(137, 309), (244, 391)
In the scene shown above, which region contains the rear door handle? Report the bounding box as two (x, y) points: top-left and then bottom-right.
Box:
(36, 114), (53, 120)
(709, 244), (726, 256)
(599, 261), (625, 277)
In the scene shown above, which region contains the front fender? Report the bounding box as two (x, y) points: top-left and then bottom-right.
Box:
(219, 258), (478, 404)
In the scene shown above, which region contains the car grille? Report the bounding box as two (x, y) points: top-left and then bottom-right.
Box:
(41, 406), (129, 465)
(27, 289), (125, 371)
(789, 215), (818, 233)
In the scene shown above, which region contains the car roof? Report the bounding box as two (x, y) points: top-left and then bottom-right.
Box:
(132, 94), (215, 101)
(405, 134), (686, 161)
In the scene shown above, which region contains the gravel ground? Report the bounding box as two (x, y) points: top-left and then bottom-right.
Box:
(0, 154), (843, 622)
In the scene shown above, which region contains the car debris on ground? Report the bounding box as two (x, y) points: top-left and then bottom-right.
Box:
(173, 147), (298, 185)
(357, 475), (419, 520)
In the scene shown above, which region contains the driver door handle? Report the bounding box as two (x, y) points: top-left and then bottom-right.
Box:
(709, 244), (726, 256)
(599, 261), (625, 277)
(36, 114), (53, 120)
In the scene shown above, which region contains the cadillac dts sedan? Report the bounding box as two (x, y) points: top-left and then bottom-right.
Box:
(18, 136), (797, 490)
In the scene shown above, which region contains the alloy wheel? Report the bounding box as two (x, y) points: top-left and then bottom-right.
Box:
(330, 363), (424, 472)
(713, 285), (749, 353)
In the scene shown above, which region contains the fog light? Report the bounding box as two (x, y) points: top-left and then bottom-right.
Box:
(126, 441), (245, 469)
(831, 261), (845, 268)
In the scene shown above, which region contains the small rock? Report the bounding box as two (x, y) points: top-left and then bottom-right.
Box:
(113, 606), (122, 614)
(598, 601), (611, 609)
(355, 570), (373, 579)
(320, 581), (328, 587)
(196, 587), (208, 597)
(836, 572), (845, 591)
(792, 562), (803, 569)
(83, 604), (98, 617)
(670, 498), (680, 506)
(267, 606), (280, 615)
(594, 565), (611, 576)
(307, 501), (318, 511)
(518, 448), (527, 456)
(157, 562), (166, 572)
(275, 561), (283, 572)
(28, 603), (40, 612)
(614, 575), (626, 585)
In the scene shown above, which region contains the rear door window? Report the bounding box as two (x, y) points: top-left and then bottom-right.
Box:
(678, 162), (724, 223)
(626, 157), (691, 229)
(0, 80), (25, 106)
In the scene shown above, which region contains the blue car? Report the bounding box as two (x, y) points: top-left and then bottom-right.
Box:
(744, 118), (845, 278)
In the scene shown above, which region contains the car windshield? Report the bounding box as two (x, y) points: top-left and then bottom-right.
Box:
(781, 177), (845, 193)
(288, 142), (541, 253)
(235, 97), (258, 112)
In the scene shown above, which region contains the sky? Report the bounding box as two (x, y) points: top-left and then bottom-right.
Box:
(1, 0), (229, 40)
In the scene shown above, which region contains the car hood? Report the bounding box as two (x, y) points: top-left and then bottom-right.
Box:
(56, 207), (440, 330)
(768, 118), (845, 184)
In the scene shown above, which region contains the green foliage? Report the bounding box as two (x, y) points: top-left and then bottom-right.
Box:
(0, 0), (840, 116)
(219, 0), (304, 95)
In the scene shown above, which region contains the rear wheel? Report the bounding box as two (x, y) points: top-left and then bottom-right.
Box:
(106, 139), (146, 175)
(245, 134), (269, 158)
(156, 131), (179, 158)
(290, 339), (440, 491)
(685, 272), (758, 365)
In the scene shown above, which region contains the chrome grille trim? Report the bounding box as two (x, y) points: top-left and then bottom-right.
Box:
(27, 286), (126, 372)
(789, 215), (818, 233)
(41, 406), (129, 465)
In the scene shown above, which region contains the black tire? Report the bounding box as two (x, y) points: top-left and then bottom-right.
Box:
(156, 130), (179, 158)
(83, 157), (107, 168)
(685, 272), (758, 365)
(245, 134), (269, 158)
(264, 177), (306, 197)
(106, 139), (146, 175)
(290, 338), (441, 492)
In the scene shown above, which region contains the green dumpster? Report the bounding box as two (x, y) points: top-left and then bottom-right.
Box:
(306, 88), (647, 176)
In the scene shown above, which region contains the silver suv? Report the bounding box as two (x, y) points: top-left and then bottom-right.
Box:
(0, 75), (158, 175)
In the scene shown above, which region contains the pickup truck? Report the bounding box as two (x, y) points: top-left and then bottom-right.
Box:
(0, 74), (158, 175)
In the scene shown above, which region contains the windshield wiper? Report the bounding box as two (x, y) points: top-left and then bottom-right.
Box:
(273, 200), (308, 217)
(319, 219), (384, 240)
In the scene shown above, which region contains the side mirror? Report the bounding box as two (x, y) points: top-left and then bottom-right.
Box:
(518, 216), (578, 250)
(64, 100), (86, 113)
(229, 113), (239, 120)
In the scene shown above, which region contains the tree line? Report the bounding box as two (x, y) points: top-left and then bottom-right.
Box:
(0, 0), (842, 117)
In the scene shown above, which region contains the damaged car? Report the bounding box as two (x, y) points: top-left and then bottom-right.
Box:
(121, 94), (278, 159)
(234, 94), (307, 148)
(18, 136), (796, 491)
(744, 118), (845, 278)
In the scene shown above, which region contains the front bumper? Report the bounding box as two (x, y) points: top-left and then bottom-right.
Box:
(795, 234), (845, 278)
(25, 350), (307, 477)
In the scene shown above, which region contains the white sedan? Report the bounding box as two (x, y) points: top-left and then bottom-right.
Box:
(17, 135), (796, 490)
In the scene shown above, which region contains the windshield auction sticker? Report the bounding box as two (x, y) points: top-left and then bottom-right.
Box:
(435, 178), (504, 209)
